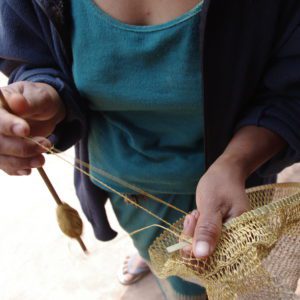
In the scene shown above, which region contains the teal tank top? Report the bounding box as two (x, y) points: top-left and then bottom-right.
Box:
(71, 0), (205, 194)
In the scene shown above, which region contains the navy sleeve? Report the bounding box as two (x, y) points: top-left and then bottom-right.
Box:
(0, 0), (87, 150)
(0, 0), (118, 241)
(237, 25), (300, 176)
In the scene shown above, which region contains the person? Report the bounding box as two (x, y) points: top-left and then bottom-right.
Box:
(0, 0), (300, 299)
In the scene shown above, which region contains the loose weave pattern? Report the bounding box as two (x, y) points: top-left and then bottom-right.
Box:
(149, 183), (300, 300)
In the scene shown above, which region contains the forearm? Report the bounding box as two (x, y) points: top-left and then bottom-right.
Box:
(215, 126), (287, 178)
(193, 126), (286, 257)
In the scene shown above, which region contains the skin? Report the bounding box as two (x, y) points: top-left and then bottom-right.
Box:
(93, 0), (201, 26)
(0, 81), (65, 175)
(0, 0), (286, 272)
(193, 126), (285, 258)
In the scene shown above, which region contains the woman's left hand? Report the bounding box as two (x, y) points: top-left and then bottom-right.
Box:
(188, 126), (287, 258)
(192, 155), (251, 258)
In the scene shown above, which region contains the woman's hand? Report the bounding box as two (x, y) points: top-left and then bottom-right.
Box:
(0, 81), (66, 175)
(191, 126), (286, 258)
(192, 156), (250, 258)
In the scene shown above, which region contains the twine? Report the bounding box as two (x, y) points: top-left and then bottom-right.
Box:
(15, 139), (300, 299)
(25, 137), (187, 237)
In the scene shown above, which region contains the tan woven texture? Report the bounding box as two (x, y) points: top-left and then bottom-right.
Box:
(149, 183), (300, 300)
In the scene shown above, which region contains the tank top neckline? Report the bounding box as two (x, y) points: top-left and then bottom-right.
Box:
(88, 0), (204, 32)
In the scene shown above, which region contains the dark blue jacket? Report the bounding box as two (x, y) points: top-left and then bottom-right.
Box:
(1, 0), (300, 241)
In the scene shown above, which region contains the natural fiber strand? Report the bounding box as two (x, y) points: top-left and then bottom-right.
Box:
(27, 137), (182, 234)
(27, 138), (300, 299)
(45, 142), (187, 215)
(149, 183), (300, 299)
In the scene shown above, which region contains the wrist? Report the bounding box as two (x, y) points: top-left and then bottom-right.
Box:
(212, 153), (250, 182)
(214, 126), (287, 180)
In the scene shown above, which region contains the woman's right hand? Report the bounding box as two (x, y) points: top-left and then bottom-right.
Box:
(0, 81), (66, 176)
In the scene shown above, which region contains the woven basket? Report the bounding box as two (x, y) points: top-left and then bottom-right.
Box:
(149, 183), (300, 300)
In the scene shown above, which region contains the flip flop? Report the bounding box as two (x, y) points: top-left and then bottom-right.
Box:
(118, 253), (151, 285)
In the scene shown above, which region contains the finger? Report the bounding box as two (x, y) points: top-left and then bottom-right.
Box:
(0, 108), (30, 137)
(10, 83), (59, 120)
(0, 88), (30, 137)
(193, 207), (222, 258)
(1, 83), (57, 120)
(0, 154), (45, 174)
(0, 168), (31, 176)
(16, 169), (32, 176)
(182, 211), (199, 255)
(8, 88), (47, 119)
(183, 210), (199, 237)
(0, 135), (51, 158)
(224, 194), (251, 223)
(27, 118), (60, 137)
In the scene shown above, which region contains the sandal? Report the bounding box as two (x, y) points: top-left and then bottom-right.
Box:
(118, 253), (151, 285)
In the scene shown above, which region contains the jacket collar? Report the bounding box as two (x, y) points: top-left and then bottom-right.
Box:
(35, 0), (65, 31)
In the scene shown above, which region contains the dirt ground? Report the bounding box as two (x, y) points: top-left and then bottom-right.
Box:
(1, 73), (300, 300)
(0, 147), (164, 300)
(0, 73), (163, 300)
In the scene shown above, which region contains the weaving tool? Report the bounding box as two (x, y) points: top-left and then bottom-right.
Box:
(0, 88), (87, 253)
(37, 167), (87, 253)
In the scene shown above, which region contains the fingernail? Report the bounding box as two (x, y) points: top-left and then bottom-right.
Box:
(30, 158), (43, 168)
(17, 170), (30, 176)
(195, 241), (210, 257)
(12, 124), (26, 136)
(183, 216), (190, 229)
(192, 210), (199, 218)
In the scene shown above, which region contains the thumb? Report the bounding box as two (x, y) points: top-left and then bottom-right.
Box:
(0, 88), (30, 137)
(1, 85), (35, 118)
(3, 92), (30, 117)
(193, 207), (222, 258)
(2, 82), (58, 120)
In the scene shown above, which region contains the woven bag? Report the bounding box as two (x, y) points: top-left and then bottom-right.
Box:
(149, 183), (300, 300)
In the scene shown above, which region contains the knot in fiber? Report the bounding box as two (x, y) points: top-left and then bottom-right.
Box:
(56, 203), (83, 238)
